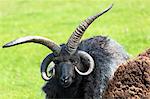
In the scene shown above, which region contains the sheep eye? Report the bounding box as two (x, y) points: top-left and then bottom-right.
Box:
(69, 59), (74, 62)
(54, 60), (60, 64)
(70, 59), (77, 64)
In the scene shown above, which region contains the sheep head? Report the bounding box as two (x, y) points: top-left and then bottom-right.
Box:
(3, 4), (113, 88)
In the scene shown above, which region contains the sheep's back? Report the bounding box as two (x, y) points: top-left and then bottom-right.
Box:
(104, 48), (150, 98)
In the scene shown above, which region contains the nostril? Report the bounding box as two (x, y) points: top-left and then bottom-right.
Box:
(60, 78), (64, 82)
(60, 76), (69, 83)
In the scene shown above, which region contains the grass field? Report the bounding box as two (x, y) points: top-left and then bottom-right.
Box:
(0, 0), (150, 98)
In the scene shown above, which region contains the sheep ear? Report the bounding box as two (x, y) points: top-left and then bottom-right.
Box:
(75, 51), (95, 75)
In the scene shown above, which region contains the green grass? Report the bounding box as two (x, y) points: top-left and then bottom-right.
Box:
(0, 0), (150, 98)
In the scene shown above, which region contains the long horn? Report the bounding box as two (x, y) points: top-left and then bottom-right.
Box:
(75, 51), (94, 75)
(2, 36), (61, 54)
(41, 53), (56, 81)
(66, 4), (113, 54)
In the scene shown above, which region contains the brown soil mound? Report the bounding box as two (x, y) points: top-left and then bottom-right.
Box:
(104, 48), (150, 98)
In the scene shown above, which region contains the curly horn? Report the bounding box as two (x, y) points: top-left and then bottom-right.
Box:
(66, 4), (113, 54)
(41, 53), (56, 81)
(75, 51), (94, 75)
(2, 36), (61, 54)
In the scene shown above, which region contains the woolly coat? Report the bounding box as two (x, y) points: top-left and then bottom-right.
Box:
(43, 36), (129, 99)
(104, 48), (150, 98)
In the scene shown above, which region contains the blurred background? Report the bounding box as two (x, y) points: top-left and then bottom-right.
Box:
(0, 0), (150, 98)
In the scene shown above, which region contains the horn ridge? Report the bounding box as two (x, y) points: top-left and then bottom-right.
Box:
(66, 4), (113, 54)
